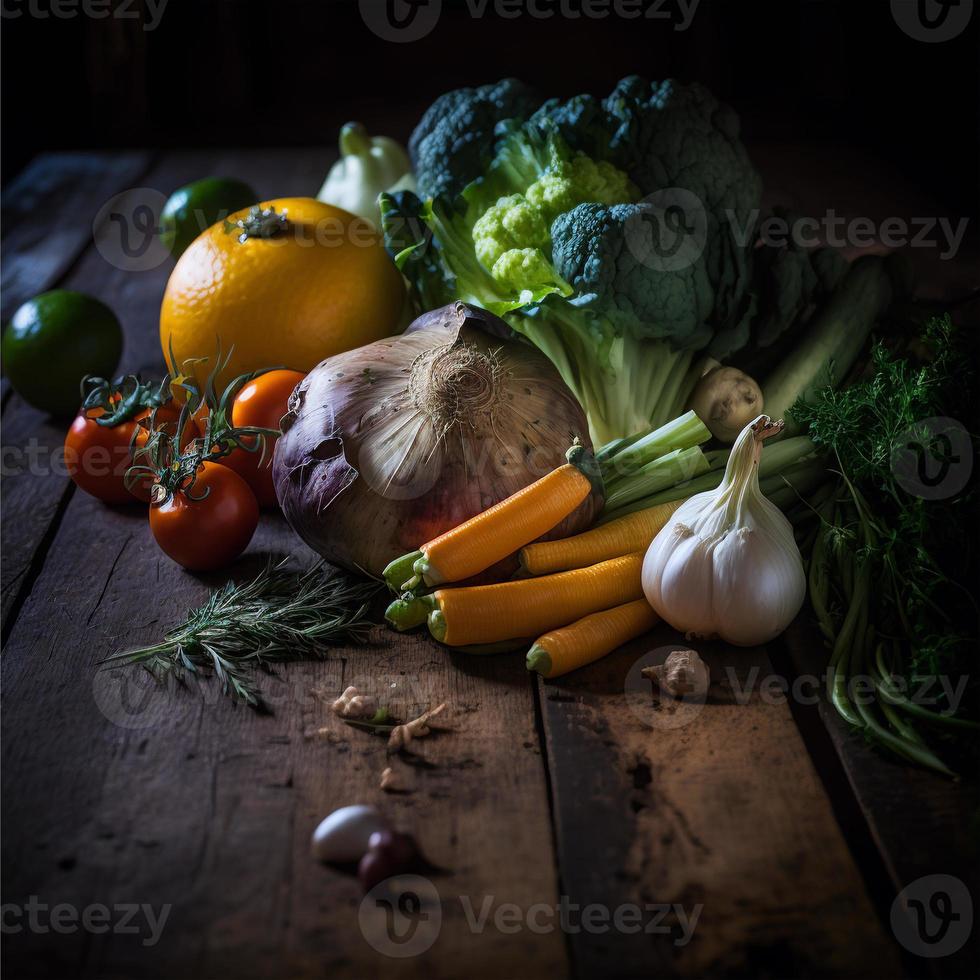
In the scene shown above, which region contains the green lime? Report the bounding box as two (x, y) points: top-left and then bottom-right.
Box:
(159, 177), (258, 258)
(2, 290), (123, 416)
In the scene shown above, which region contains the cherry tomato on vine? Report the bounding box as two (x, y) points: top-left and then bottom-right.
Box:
(149, 462), (259, 571)
(218, 369), (305, 507)
(65, 400), (198, 504)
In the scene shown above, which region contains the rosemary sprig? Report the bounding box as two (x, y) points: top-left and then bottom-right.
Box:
(99, 560), (381, 710)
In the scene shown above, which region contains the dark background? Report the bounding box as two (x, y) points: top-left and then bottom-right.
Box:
(2, 0), (978, 217)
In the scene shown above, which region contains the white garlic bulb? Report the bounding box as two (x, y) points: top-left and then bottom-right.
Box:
(641, 416), (806, 646)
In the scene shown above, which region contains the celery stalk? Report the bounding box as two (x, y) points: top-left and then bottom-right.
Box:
(599, 436), (822, 523)
(599, 410), (711, 484)
(602, 447), (709, 514)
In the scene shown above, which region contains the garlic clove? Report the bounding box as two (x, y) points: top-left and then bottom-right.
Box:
(343, 694), (378, 719)
(642, 649), (710, 699)
(311, 805), (390, 863)
(331, 685), (360, 716)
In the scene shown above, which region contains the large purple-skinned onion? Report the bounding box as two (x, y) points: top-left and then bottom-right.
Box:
(273, 303), (599, 577)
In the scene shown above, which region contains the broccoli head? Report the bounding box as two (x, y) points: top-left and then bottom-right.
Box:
(409, 79), (541, 201)
(551, 202), (714, 346)
(530, 76), (760, 228)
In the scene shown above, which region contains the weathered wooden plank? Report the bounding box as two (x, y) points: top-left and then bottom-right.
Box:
(537, 624), (906, 978)
(778, 618), (979, 980)
(1, 502), (568, 979)
(0, 403), (75, 634)
(1, 148), (568, 980)
(1, 152), (154, 321)
(1, 151), (158, 631)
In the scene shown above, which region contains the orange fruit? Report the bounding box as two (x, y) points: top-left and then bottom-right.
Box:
(159, 197), (405, 397)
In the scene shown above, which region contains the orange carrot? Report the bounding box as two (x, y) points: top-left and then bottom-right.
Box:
(526, 600), (659, 678)
(382, 443), (601, 591)
(385, 553), (643, 647)
(519, 499), (684, 575)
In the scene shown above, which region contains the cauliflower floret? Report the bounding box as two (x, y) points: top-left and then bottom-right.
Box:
(491, 247), (569, 295)
(473, 156), (637, 274)
(527, 155), (638, 223)
(472, 194), (550, 270)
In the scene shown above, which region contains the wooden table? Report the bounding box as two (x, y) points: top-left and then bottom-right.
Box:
(2, 148), (977, 980)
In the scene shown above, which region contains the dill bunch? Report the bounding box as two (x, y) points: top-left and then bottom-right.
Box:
(795, 315), (977, 667)
(100, 560), (381, 709)
(792, 314), (979, 774)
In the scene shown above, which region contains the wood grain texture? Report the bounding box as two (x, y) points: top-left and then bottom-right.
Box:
(537, 624), (905, 979)
(0, 502), (567, 979)
(753, 151), (979, 980)
(0, 400), (75, 632)
(779, 617), (979, 980)
(1, 152), (154, 321)
(2, 153), (153, 630)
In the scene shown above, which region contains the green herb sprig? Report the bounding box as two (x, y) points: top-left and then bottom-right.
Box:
(792, 314), (979, 774)
(100, 560), (381, 709)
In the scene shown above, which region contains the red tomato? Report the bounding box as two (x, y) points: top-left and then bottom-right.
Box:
(149, 462), (259, 571)
(65, 402), (197, 504)
(220, 369), (305, 507)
